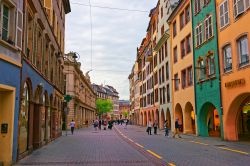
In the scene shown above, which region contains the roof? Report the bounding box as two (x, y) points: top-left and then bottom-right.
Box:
(91, 84), (119, 97)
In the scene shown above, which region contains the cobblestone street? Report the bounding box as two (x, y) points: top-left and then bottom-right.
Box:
(16, 124), (250, 166)
(16, 126), (161, 166)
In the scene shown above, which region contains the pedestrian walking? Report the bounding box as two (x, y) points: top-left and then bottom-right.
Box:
(70, 119), (76, 135)
(173, 118), (181, 138)
(124, 119), (128, 129)
(103, 120), (107, 130)
(94, 119), (99, 131)
(153, 120), (158, 135)
(164, 120), (169, 137)
(99, 120), (102, 130)
(147, 120), (152, 135)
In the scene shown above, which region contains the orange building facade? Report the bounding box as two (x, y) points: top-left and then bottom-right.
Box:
(216, 0), (250, 141)
(168, 0), (196, 134)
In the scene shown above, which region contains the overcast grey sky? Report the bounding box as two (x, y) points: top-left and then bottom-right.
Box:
(65, 0), (157, 100)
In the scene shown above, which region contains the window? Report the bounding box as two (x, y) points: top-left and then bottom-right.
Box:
(181, 39), (186, 58)
(162, 66), (165, 82)
(204, 0), (210, 6)
(174, 74), (179, 91)
(165, 41), (168, 57)
(198, 59), (206, 81)
(181, 69), (187, 88)
(161, 25), (164, 36)
(155, 89), (158, 102)
(204, 15), (213, 41)
(194, 0), (201, 14)
(173, 21), (177, 37)
(161, 7), (163, 18)
(186, 34), (191, 54)
(237, 35), (249, 67)
(223, 45), (232, 72)
(180, 12), (185, 29)
(185, 5), (190, 23)
(166, 62), (169, 80)
(187, 66), (193, 86)
(195, 24), (203, 46)
(166, 84), (170, 103)
(207, 55), (215, 76)
(1, 4), (10, 41)
(159, 68), (162, 84)
(220, 0), (229, 28)
(174, 46), (178, 63)
(234, 0), (248, 18)
(163, 87), (166, 104)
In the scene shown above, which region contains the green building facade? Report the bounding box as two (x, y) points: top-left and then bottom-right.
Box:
(191, 0), (223, 139)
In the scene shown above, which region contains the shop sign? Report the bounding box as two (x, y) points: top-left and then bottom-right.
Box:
(225, 79), (245, 88)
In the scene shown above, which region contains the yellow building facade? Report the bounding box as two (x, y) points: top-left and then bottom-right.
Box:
(168, 0), (196, 134)
(216, 0), (250, 141)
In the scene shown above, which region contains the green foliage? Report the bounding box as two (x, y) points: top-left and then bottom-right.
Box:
(122, 111), (129, 118)
(96, 99), (113, 115)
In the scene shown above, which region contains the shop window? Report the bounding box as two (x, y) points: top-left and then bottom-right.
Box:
(237, 35), (249, 67)
(222, 44), (232, 72)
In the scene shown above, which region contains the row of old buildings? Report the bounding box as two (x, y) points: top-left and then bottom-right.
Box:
(92, 83), (120, 119)
(129, 0), (250, 142)
(0, 0), (98, 165)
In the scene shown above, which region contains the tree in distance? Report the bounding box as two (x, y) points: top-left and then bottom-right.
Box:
(96, 99), (113, 118)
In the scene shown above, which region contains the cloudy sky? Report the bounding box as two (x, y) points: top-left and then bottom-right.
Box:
(65, 0), (157, 100)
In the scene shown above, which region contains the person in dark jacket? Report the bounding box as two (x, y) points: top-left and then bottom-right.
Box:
(153, 120), (158, 135)
(164, 120), (169, 137)
(173, 118), (181, 138)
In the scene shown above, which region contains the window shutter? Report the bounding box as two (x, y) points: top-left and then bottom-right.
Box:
(16, 10), (23, 49)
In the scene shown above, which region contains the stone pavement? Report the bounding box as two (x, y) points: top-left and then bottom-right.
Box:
(115, 124), (250, 166)
(16, 127), (162, 166)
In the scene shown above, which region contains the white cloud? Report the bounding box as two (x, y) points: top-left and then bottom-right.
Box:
(65, 0), (157, 99)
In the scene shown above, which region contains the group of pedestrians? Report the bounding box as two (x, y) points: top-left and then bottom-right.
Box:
(146, 118), (182, 138)
(146, 120), (158, 135)
(93, 119), (114, 130)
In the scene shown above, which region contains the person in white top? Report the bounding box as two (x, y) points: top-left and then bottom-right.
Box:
(147, 120), (152, 135)
(70, 119), (76, 135)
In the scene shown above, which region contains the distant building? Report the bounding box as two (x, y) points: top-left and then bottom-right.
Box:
(64, 52), (96, 129)
(92, 84), (119, 119)
(119, 100), (130, 119)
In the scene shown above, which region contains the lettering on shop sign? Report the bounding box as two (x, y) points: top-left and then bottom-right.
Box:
(225, 79), (245, 88)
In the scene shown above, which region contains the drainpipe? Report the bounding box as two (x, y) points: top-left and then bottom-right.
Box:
(214, 1), (224, 140)
(190, 0), (199, 136)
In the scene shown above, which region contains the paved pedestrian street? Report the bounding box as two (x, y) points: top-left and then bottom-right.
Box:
(16, 125), (250, 166)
